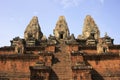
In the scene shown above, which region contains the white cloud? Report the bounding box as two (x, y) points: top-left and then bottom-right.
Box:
(54, 0), (104, 8)
(55, 0), (82, 8)
(33, 11), (39, 15)
(99, 0), (104, 4)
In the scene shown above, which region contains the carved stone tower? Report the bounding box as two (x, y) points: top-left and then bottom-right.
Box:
(81, 15), (100, 39)
(24, 16), (43, 41)
(53, 16), (70, 40)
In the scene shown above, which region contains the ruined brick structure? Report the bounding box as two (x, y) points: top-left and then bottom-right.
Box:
(0, 15), (120, 80)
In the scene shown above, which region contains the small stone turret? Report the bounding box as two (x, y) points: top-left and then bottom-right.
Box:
(103, 32), (114, 45)
(97, 38), (109, 54)
(15, 39), (25, 54)
(24, 16), (43, 41)
(53, 16), (70, 40)
(78, 15), (100, 40)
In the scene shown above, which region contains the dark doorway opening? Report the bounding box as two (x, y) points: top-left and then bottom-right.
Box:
(60, 34), (63, 39)
(91, 33), (95, 39)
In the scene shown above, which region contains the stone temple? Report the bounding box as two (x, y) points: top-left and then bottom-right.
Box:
(0, 15), (120, 80)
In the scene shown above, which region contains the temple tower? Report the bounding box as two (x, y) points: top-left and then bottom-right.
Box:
(78, 15), (100, 40)
(53, 16), (70, 40)
(24, 16), (43, 41)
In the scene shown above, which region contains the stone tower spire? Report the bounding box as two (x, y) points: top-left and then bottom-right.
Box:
(82, 15), (100, 39)
(53, 16), (70, 39)
(24, 16), (43, 41)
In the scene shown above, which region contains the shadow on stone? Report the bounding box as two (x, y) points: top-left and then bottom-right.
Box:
(91, 69), (104, 80)
(52, 56), (60, 65)
(49, 69), (59, 80)
(55, 46), (61, 52)
(0, 78), (9, 80)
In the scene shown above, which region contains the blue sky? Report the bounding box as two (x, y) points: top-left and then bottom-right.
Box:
(0, 0), (120, 46)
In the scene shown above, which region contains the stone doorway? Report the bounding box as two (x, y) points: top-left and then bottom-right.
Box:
(60, 33), (63, 39)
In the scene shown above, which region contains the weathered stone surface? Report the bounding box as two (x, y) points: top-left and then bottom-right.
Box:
(53, 16), (70, 39)
(0, 15), (120, 80)
(15, 39), (25, 54)
(11, 37), (24, 46)
(97, 38), (109, 54)
(103, 32), (114, 45)
(24, 16), (43, 41)
(86, 32), (96, 45)
(78, 15), (100, 40)
(41, 35), (47, 41)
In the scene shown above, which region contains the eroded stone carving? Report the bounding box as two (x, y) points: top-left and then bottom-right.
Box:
(24, 16), (43, 41)
(86, 32), (96, 45)
(103, 32), (113, 45)
(11, 37), (23, 46)
(70, 34), (75, 40)
(41, 35), (47, 41)
(78, 15), (100, 40)
(97, 38), (109, 54)
(47, 34), (57, 45)
(53, 16), (70, 40)
(15, 39), (24, 54)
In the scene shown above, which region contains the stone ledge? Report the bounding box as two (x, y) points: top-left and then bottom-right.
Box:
(0, 72), (30, 78)
(29, 66), (51, 70)
(84, 53), (120, 60)
(0, 54), (39, 60)
(72, 65), (92, 70)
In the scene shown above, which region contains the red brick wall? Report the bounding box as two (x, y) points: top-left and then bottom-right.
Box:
(0, 58), (39, 80)
(0, 59), (37, 73)
(88, 59), (120, 79)
(82, 50), (97, 54)
(45, 45), (55, 52)
(0, 50), (15, 54)
(72, 70), (92, 80)
(71, 56), (84, 65)
(66, 45), (78, 53)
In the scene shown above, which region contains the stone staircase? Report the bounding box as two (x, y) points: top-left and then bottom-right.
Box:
(50, 42), (72, 80)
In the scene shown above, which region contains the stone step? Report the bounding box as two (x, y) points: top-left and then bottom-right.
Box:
(51, 44), (72, 80)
